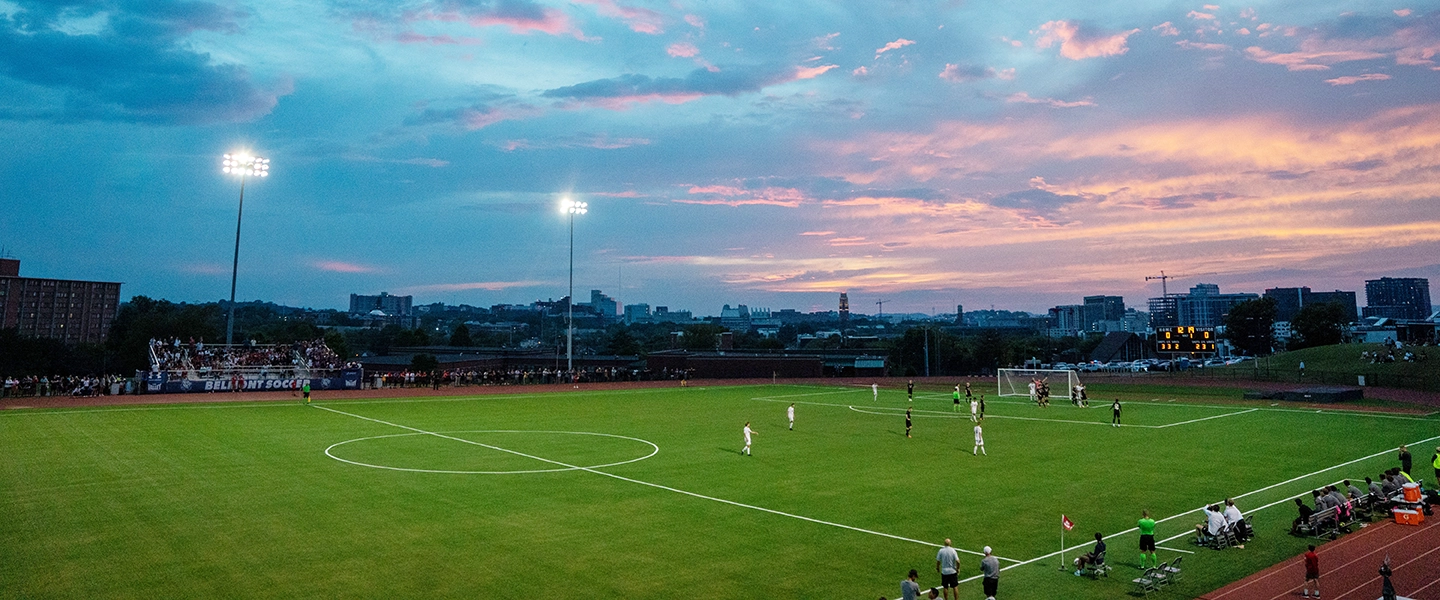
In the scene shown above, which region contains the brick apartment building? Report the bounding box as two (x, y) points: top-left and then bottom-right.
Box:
(0, 259), (122, 344)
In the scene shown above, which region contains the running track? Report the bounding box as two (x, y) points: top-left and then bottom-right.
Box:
(1199, 517), (1440, 600)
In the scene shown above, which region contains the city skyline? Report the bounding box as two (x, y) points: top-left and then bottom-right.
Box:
(2, 1), (1438, 315)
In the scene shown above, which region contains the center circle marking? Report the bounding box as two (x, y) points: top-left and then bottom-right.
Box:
(325, 430), (660, 474)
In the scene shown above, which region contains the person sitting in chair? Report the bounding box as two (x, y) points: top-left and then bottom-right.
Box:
(1291, 497), (1315, 535)
(1195, 504), (1226, 545)
(1223, 499), (1248, 546)
(1073, 532), (1106, 576)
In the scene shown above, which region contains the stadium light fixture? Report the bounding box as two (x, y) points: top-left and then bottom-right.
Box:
(562, 197), (587, 376)
(221, 153), (271, 347)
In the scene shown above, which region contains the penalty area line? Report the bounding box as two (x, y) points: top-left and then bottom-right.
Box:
(314, 405), (1016, 562)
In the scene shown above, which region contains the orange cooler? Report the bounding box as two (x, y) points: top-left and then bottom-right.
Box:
(1403, 483), (1422, 502)
(1393, 508), (1423, 526)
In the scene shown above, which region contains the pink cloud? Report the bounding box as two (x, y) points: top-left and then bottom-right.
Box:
(460, 104), (544, 129)
(1203, 4), (1220, 10)
(799, 231), (837, 236)
(404, 280), (547, 293)
(667, 42), (699, 57)
(395, 32), (483, 45)
(313, 260), (377, 274)
(1005, 91), (1096, 108)
(1244, 46), (1386, 71)
(875, 38), (915, 58)
(939, 64), (1015, 82)
(456, 9), (581, 38)
(795, 64), (838, 79)
(688, 185), (746, 195)
(1188, 10), (1217, 20)
(827, 236), (870, 246)
(1236, 28), (1251, 36)
(1395, 9), (1412, 17)
(852, 66), (870, 77)
(1177, 40), (1231, 51)
(1153, 21), (1180, 36)
(574, 0), (666, 34)
(1034, 21), (1140, 60)
(678, 185), (809, 207)
(1325, 73), (1392, 85)
(684, 14), (705, 28)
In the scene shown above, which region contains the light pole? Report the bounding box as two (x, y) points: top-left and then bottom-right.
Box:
(221, 153), (270, 346)
(561, 197), (588, 374)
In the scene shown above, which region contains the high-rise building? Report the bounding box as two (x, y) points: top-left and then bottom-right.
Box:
(623, 303), (651, 324)
(839, 292), (850, 325)
(0, 259), (122, 344)
(349, 292), (413, 316)
(1175, 283), (1258, 327)
(588, 289), (618, 317)
(1082, 295), (1125, 330)
(1364, 277), (1431, 320)
(1263, 287), (1358, 322)
(955, 304), (963, 325)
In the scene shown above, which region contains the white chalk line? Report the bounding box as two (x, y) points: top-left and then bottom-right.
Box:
(324, 430), (660, 475)
(951, 431), (1440, 585)
(314, 405), (1016, 562)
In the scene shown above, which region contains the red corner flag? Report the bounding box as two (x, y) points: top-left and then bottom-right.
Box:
(1062, 515), (1074, 531)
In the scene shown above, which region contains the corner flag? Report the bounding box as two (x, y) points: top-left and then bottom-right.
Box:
(1062, 515), (1074, 531)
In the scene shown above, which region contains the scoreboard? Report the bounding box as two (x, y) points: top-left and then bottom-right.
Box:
(1156, 326), (1217, 354)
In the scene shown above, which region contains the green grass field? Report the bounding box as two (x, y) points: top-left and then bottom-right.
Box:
(3, 382), (1437, 599)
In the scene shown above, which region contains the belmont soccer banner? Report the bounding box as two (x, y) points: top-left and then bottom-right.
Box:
(151, 369), (363, 394)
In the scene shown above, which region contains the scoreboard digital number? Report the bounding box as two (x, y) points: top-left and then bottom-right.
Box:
(1156, 326), (1217, 353)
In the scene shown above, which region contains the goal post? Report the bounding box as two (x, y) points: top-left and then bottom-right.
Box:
(997, 368), (1082, 399)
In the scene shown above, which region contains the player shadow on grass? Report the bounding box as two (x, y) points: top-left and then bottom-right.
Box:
(718, 447), (744, 455)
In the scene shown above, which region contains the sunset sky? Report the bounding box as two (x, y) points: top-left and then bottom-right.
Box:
(2, 0), (1437, 315)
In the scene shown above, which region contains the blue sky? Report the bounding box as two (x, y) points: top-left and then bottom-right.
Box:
(2, 0), (1437, 315)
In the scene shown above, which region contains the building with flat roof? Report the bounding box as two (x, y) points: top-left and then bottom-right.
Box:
(0, 259), (122, 344)
(1263, 287), (1358, 322)
(349, 292), (413, 316)
(1364, 277), (1431, 321)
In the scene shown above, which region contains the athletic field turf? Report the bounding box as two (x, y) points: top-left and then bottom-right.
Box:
(3, 383), (1436, 599)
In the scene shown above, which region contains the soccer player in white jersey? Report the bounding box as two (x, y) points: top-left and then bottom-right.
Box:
(872, 383), (878, 401)
(787, 403), (795, 431)
(742, 422), (755, 456)
(973, 420), (986, 456)
(970, 395), (979, 422)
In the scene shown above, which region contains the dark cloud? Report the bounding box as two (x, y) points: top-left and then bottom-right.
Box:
(1265, 170), (1312, 180)
(988, 189), (1087, 212)
(1142, 191), (1239, 209)
(0, 1), (288, 124)
(1338, 159), (1384, 171)
(542, 65), (796, 101)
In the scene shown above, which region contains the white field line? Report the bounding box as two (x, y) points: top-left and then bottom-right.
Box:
(314, 405), (1017, 562)
(1153, 408), (1259, 428)
(953, 431), (1440, 585)
(1154, 546), (1196, 554)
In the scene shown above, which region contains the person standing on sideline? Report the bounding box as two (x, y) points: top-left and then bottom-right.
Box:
(787, 403), (795, 431)
(901, 569), (922, 600)
(1301, 545), (1320, 598)
(873, 383), (879, 402)
(1111, 399), (1122, 427)
(953, 386), (961, 412)
(979, 546), (1000, 600)
(302, 381), (311, 404)
(1399, 445), (1413, 476)
(1431, 446), (1440, 488)
(742, 422), (755, 456)
(973, 420), (986, 456)
(907, 379), (915, 401)
(1138, 510), (1158, 568)
(970, 394), (979, 422)
(905, 407), (913, 438)
(978, 394), (986, 419)
(935, 539), (960, 600)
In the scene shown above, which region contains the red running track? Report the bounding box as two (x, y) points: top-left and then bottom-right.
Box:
(1200, 517), (1440, 600)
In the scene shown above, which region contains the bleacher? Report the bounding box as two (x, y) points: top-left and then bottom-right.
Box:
(148, 338), (345, 380)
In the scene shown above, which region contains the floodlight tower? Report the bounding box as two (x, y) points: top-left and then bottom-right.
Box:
(221, 153), (270, 347)
(561, 197), (588, 375)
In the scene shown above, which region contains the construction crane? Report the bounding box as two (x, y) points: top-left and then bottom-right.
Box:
(1145, 271), (1219, 296)
(875, 299), (891, 319)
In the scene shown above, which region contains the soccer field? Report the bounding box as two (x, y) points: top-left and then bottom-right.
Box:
(2, 383), (1436, 599)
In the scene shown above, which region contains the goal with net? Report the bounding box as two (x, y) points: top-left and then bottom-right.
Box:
(996, 368), (1081, 399)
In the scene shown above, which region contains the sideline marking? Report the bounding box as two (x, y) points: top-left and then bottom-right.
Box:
(315, 405), (1018, 562)
(1153, 408), (1258, 428)
(324, 430), (659, 475)
(845, 403), (1258, 430)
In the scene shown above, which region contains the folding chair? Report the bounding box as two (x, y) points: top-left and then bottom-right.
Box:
(1153, 562), (1171, 587)
(1131, 568), (1160, 596)
(1078, 550), (1111, 578)
(1162, 555), (1184, 583)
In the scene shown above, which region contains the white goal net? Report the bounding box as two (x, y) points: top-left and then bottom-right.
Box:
(997, 368), (1081, 399)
